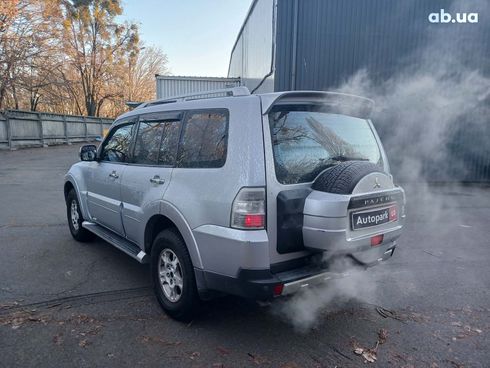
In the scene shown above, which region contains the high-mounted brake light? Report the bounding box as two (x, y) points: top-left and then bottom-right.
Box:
(231, 188), (266, 230)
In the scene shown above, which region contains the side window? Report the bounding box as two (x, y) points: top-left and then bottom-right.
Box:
(133, 121), (165, 165)
(133, 117), (181, 166)
(177, 110), (228, 168)
(159, 121), (181, 166)
(100, 123), (135, 162)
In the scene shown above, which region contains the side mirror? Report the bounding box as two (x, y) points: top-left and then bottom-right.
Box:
(80, 144), (97, 161)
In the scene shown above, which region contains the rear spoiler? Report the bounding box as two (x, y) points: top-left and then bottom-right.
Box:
(261, 91), (375, 118)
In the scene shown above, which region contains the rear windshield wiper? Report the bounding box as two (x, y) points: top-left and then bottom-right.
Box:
(329, 155), (369, 162)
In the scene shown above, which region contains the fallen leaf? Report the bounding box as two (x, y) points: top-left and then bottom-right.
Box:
(47, 303), (62, 309)
(378, 329), (388, 344)
(190, 351), (200, 360)
(216, 346), (230, 356)
(375, 307), (406, 322)
(446, 360), (465, 368)
(78, 339), (90, 348)
(87, 325), (103, 336)
(353, 339), (379, 363)
(354, 348), (364, 355)
(248, 353), (268, 365)
(0, 301), (19, 310)
(52, 334), (63, 346)
(362, 349), (377, 363)
(280, 362), (300, 368)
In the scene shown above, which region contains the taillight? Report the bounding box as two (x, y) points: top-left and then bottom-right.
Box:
(371, 234), (384, 246)
(231, 187), (266, 229)
(273, 284), (284, 296)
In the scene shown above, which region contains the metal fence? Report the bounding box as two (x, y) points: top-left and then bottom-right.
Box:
(0, 110), (113, 150)
(156, 75), (241, 100)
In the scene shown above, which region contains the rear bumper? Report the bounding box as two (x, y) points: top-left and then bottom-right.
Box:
(303, 188), (406, 254)
(196, 242), (396, 300)
(282, 245), (395, 296)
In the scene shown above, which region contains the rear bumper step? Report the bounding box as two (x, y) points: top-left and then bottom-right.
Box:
(281, 270), (348, 296)
(281, 246), (394, 295)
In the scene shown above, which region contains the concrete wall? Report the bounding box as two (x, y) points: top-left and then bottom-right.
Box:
(0, 110), (113, 150)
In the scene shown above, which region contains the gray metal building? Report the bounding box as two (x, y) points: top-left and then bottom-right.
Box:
(228, 0), (490, 181)
(228, 0), (490, 93)
(156, 75), (241, 100)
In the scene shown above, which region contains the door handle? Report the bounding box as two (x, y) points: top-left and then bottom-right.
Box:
(109, 170), (119, 179)
(150, 175), (165, 185)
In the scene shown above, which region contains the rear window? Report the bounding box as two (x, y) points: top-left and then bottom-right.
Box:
(176, 109), (228, 168)
(269, 105), (382, 184)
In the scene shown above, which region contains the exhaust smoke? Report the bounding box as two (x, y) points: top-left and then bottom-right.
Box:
(274, 258), (379, 332)
(275, 0), (489, 331)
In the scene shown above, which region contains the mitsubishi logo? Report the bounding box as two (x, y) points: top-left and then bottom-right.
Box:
(373, 177), (381, 189)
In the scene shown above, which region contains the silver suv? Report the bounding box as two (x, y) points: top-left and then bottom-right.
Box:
(64, 87), (405, 320)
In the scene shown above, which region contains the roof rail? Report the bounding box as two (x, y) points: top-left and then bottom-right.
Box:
(125, 101), (144, 109)
(138, 86), (250, 109)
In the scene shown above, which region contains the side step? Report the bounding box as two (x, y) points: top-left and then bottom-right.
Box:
(82, 221), (149, 264)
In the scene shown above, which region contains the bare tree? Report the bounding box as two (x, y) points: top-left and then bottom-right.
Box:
(0, 0), (63, 110)
(58, 0), (139, 116)
(0, 0), (169, 117)
(127, 46), (169, 102)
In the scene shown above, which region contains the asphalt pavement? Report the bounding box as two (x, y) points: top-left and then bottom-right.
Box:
(0, 144), (489, 367)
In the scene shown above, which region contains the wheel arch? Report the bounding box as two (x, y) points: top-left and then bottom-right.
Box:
(64, 181), (74, 202)
(144, 214), (176, 253)
(144, 204), (203, 269)
(64, 174), (90, 220)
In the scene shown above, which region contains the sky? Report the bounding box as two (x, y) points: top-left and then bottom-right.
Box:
(120, 0), (252, 77)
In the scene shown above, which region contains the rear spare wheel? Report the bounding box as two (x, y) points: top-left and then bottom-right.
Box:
(312, 161), (385, 195)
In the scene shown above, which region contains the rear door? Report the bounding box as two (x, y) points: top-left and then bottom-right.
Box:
(261, 96), (386, 265)
(120, 112), (182, 244)
(86, 121), (136, 235)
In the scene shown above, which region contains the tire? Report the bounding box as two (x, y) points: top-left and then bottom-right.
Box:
(151, 229), (200, 321)
(66, 189), (95, 242)
(312, 161), (384, 194)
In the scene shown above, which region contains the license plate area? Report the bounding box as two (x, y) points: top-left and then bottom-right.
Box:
(351, 205), (397, 230)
